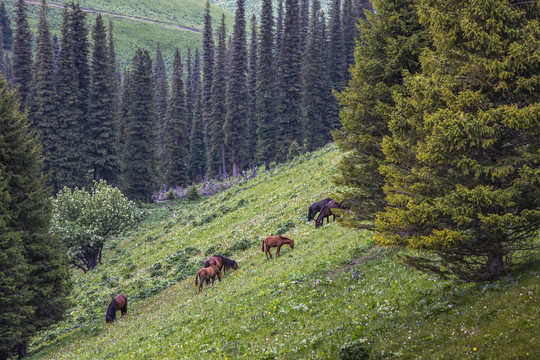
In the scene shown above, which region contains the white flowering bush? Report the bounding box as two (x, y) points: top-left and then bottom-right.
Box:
(52, 181), (143, 272)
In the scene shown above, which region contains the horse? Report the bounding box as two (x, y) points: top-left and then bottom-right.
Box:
(315, 200), (342, 228)
(204, 254), (239, 274)
(106, 294), (128, 323)
(261, 235), (294, 259)
(308, 198), (332, 221)
(195, 264), (222, 294)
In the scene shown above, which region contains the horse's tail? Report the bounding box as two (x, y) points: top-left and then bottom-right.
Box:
(261, 240), (265, 252)
(195, 272), (199, 287)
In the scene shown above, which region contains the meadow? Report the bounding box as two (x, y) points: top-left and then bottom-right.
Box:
(24, 144), (539, 359)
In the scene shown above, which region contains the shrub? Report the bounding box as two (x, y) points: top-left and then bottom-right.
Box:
(339, 339), (370, 360)
(186, 185), (201, 201)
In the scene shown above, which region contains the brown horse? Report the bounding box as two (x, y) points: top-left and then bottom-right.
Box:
(261, 235), (294, 259)
(315, 201), (342, 228)
(195, 264), (222, 294)
(308, 198), (332, 221)
(204, 254), (239, 274)
(106, 294), (128, 323)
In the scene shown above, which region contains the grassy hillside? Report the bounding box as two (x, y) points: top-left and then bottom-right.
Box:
(4, 0), (235, 66)
(26, 144), (539, 359)
(212, 0), (334, 18)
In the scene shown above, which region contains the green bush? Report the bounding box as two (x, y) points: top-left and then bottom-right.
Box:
(339, 339), (370, 360)
(186, 185), (201, 201)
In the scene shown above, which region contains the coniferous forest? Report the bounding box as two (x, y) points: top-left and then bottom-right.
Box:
(0, 0), (538, 358)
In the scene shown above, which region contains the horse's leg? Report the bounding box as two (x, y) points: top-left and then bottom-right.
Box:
(276, 245), (281, 258)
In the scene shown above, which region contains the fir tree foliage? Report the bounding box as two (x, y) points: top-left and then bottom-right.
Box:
(154, 42), (168, 175)
(189, 87), (206, 181)
(375, 0), (540, 282)
(247, 15), (258, 165)
(12, 0), (33, 107)
(0, 1), (13, 49)
(202, 0), (214, 175)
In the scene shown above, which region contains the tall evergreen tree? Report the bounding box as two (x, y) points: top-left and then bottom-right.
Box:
(246, 15), (258, 165)
(116, 67), (132, 171)
(202, 0), (214, 175)
(70, 2), (89, 120)
(333, 0), (429, 227)
(0, 29), (4, 75)
(207, 15), (228, 177)
(0, 1), (13, 49)
(276, 0), (303, 160)
(89, 14), (117, 183)
(189, 86), (206, 182)
(29, 0), (58, 191)
(3, 53), (11, 87)
(121, 49), (158, 202)
(12, 0), (33, 107)
(375, 0), (540, 282)
(163, 48), (189, 187)
(0, 77), (69, 359)
(255, 0), (276, 169)
(342, 0), (355, 76)
(52, 33), (59, 72)
(55, 4), (85, 191)
(154, 42), (168, 178)
(328, 0), (345, 91)
(299, 0), (310, 52)
(303, 0), (332, 152)
(224, 0), (248, 177)
(275, 0), (284, 75)
(185, 47), (193, 141)
(108, 19), (120, 107)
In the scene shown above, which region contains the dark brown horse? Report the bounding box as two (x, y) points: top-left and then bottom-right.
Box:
(315, 200), (342, 228)
(204, 254), (239, 274)
(195, 264), (222, 294)
(106, 294), (128, 323)
(261, 235), (294, 259)
(308, 198), (332, 221)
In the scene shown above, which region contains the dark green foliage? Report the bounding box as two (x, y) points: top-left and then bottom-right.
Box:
(120, 49), (158, 202)
(189, 87), (206, 181)
(275, 0), (283, 75)
(12, 0), (33, 107)
(202, 1), (214, 176)
(328, 0), (345, 91)
(339, 339), (370, 360)
(275, 219), (295, 235)
(207, 15), (228, 177)
(333, 0), (429, 226)
(186, 185), (201, 202)
(185, 48), (194, 141)
(0, 77), (70, 359)
(89, 14), (117, 184)
(299, 0), (309, 52)
(29, 0), (58, 192)
(0, 1), (13, 49)
(341, 0), (355, 78)
(375, 0), (540, 282)
(246, 15), (258, 165)
(70, 2), (90, 121)
(108, 20), (120, 111)
(163, 48), (189, 188)
(224, 0), (248, 177)
(255, 0), (276, 166)
(154, 42), (168, 178)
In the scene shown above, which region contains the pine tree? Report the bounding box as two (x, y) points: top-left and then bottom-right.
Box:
(189, 86), (206, 181)
(328, 0), (345, 91)
(116, 67), (131, 171)
(299, 0), (310, 53)
(375, 0), (540, 282)
(71, 2), (89, 120)
(121, 49), (158, 202)
(89, 14), (117, 183)
(0, 1), (13, 49)
(333, 0), (429, 227)
(154, 42), (168, 178)
(185, 47), (193, 141)
(342, 0), (355, 77)
(224, 0), (248, 177)
(207, 15), (228, 177)
(0, 29), (4, 75)
(55, 4), (85, 191)
(12, 0), (33, 107)
(163, 48), (188, 187)
(246, 15), (258, 165)
(108, 19), (120, 107)
(255, 0), (276, 169)
(0, 77), (69, 359)
(275, 0), (284, 75)
(202, 0), (214, 175)
(52, 33), (59, 72)
(276, 0), (303, 160)
(29, 0), (58, 191)
(303, 0), (332, 152)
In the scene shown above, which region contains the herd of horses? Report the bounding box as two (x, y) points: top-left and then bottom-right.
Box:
(105, 197), (342, 322)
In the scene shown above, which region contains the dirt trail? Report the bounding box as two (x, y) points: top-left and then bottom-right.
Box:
(11, 0), (202, 34)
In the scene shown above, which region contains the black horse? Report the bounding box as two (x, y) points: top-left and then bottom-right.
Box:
(308, 198), (332, 221)
(106, 294), (128, 323)
(204, 254), (239, 274)
(315, 200), (343, 228)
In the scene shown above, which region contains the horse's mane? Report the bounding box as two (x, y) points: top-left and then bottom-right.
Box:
(106, 298), (117, 321)
(215, 254), (237, 270)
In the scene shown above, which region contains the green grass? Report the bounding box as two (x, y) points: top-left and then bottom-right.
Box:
(26, 144), (539, 359)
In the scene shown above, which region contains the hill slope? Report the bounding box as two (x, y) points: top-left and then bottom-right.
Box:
(27, 144), (539, 359)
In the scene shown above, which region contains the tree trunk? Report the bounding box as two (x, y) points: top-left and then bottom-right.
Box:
(221, 142), (227, 176)
(17, 343), (27, 359)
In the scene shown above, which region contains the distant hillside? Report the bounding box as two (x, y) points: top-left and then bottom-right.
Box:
(4, 0), (235, 66)
(212, 0), (334, 18)
(25, 144), (539, 359)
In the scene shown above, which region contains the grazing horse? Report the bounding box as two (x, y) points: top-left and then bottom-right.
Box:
(195, 264), (222, 294)
(106, 294), (128, 323)
(204, 254), (239, 274)
(261, 235), (294, 259)
(308, 198), (332, 221)
(315, 201), (342, 228)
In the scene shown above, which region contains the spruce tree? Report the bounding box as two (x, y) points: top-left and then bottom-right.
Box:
(0, 1), (13, 49)
(0, 77), (69, 359)
(207, 15), (228, 177)
(108, 19), (120, 108)
(189, 86), (206, 182)
(29, 0), (58, 191)
(246, 15), (258, 165)
(154, 42), (168, 177)
(116, 67), (132, 172)
(224, 0), (248, 177)
(0, 29), (4, 75)
(70, 2), (89, 120)
(121, 49), (158, 202)
(202, 0), (214, 175)
(55, 4), (85, 191)
(255, 0), (276, 169)
(163, 48), (188, 187)
(52, 33), (59, 72)
(299, 0), (310, 53)
(328, 0), (345, 91)
(276, 0), (303, 160)
(275, 0), (284, 75)
(185, 47), (193, 142)
(342, 0), (355, 77)
(333, 0), (429, 226)
(375, 0), (540, 282)
(89, 14), (117, 183)
(12, 0), (33, 107)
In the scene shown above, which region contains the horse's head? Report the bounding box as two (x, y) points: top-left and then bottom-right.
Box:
(106, 315), (113, 323)
(232, 261), (239, 270)
(289, 241), (294, 249)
